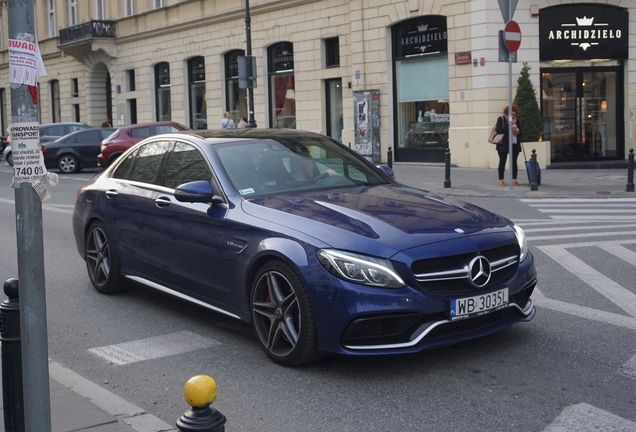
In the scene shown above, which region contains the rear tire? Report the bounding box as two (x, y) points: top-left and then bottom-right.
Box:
(250, 260), (321, 366)
(6, 151), (12, 166)
(84, 221), (129, 294)
(58, 154), (80, 174)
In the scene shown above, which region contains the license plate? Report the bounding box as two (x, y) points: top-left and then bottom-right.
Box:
(449, 288), (509, 320)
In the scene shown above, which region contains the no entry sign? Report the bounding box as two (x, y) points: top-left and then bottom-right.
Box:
(504, 20), (522, 52)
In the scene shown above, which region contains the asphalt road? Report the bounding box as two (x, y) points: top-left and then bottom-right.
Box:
(0, 165), (634, 431)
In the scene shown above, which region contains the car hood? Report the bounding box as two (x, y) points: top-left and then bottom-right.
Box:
(242, 185), (512, 257)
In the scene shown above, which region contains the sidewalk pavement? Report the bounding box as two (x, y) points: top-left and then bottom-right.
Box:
(0, 361), (177, 432)
(0, 163), (634, 432)
(391, 163), (635, 197)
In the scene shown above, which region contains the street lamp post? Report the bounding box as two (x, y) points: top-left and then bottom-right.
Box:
(245, 0), (257, 128)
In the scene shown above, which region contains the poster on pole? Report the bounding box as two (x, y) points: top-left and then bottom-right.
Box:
(10, 122), (47, 183)
(8, 38), (47, 86)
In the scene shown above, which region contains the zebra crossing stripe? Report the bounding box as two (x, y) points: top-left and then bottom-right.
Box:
(544, 403), (636, 431)
(597, 243), (636, 267)
(533, 288), (636, 331)
(538, 244), (636, 317)
(620, 354), (636, 379)
(522, 223), (636, 234)
(528, 230), (636, 241)
(88, 331), (220, 365)
(521, 198), (636, 203)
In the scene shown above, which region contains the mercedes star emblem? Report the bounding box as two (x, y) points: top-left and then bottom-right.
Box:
(468, 255), (491, 288)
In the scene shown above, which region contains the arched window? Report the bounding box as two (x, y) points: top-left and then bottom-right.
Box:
(155, 62), (171, 121)
(188, 57), (206, 129)
(224, 50), (247, 125)
(268, 42), (295, 128)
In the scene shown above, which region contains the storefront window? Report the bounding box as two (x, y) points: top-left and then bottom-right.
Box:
(188, 57), (206, 130)
(392, 16), (449, 162)
(225, 50), (247, 124)
(268, 42), (295, 129)
(155, 62), (171, 121)
(541, 68), (620, 161)
(396, 57), (449, 150)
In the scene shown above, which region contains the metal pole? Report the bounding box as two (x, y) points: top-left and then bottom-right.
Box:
(1, 279), (24, 431)
(8, 1), (52, 430)
(626, 148), (634, 192)
(507, 0), (513, 190)
(530, 150), (539, 191)
(444, 149), (451, 188)
(245, 0), (257, 128)
(387, 146), (393, 169)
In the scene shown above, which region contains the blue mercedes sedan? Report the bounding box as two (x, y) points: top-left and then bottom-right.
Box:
(72, 129), (536, 366)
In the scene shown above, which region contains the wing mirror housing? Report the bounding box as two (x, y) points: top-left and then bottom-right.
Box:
(376, 165), (395, 179)
(174, 181), (224, 204)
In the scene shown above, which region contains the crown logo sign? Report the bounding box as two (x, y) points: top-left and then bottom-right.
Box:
(576, 16), (594, 26)
(281, 50), (288, 55)
(417, 23), (428, 32)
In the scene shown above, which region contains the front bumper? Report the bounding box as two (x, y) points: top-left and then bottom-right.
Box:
(308, 249), (537, 356)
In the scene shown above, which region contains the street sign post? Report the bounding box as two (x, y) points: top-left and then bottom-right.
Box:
(504, 20), (522, 52)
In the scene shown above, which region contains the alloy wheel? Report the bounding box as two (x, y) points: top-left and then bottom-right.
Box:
(252, 270), (301, 358)
(85, 226), (111, 287)
(59, 155), (78, 173)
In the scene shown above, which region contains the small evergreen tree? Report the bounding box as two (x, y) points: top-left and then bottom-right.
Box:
(513, 63), (542, 142)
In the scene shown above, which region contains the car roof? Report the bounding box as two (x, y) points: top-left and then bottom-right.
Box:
(40, 122), (91, 128)
(61, 127), (115, 137)
(178, 128), (331, 144)
(118, 121), (184, 130)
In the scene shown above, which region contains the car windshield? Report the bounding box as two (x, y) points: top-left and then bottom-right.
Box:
(215, 136), (391, 198)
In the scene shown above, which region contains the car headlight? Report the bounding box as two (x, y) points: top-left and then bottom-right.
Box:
(512, 223), (528, 262)
(317, 249), (405, 288)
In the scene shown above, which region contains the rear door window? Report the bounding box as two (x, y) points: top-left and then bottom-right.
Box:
(114, 141), (172, 185)
(80, 130), (103, 143)
(129, 127), (152, 139)
(155, 125), (180, 134)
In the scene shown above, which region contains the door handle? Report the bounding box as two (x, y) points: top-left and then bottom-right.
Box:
(155, 196), (171, 208)
(105, 190), (118, 199)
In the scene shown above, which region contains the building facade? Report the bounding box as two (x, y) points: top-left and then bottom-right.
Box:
(0, 0), (634, 168)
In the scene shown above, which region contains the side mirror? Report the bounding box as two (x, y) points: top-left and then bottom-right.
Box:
(174, 181), (223, 204)
(376, 165), (395, 179)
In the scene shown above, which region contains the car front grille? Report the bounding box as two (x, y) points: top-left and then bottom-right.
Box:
(411, 243), (519, 294)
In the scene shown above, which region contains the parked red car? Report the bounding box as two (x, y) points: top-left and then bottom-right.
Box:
(97, 121), (189, 167)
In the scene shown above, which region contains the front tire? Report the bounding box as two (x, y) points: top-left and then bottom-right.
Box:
(84, 221), (129, 294)
(6, 151), (12, 166)
(251, 261), (321, 366)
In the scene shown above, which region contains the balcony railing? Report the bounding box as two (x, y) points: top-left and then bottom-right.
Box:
(59, 20), (116, 45)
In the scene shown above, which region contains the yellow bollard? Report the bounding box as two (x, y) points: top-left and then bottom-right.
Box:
(176, 375), (226, 432)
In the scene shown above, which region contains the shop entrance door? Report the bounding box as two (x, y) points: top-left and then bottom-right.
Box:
(541, 67), (623, 162)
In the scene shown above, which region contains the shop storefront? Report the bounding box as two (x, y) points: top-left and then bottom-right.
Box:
(392, 16), (450, 163)
(539, 4), (628, 163)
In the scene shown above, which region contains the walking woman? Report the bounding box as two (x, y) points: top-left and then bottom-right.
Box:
(495, 104), (522, 186)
